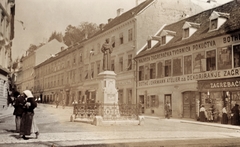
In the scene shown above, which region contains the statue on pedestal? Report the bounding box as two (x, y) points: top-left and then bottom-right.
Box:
(101, 38), (113, 71)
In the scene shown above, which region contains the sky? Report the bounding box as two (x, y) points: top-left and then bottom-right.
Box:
(12, 0), (136, 60)
(11, 0), (232, 61)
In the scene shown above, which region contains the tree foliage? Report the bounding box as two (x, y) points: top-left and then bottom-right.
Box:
(63, 22), (99, 46)
(48, 31), (63, 43)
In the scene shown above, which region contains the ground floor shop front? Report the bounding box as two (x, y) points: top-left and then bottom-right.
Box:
(137, 77), (240, 122)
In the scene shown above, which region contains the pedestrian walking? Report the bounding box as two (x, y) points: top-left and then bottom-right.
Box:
(12, 91), (25, 133)
(165, 101), (171, 119)
(221, 106), (228, 124)
(199, 104), (207, 122)
(231, 103), (240, 125)
(19, 90), (39, 140)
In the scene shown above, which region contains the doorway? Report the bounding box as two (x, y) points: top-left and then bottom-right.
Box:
(164, 94), (172, 116)
(183, 91), (198, 119)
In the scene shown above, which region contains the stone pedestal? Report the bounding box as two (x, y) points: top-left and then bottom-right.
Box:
(97, 71), (120, 118)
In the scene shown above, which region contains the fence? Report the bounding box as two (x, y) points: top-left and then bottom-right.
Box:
(73, 103), (141, 121)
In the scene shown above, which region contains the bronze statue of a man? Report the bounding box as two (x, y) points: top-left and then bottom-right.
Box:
(101, 38), (113, 71)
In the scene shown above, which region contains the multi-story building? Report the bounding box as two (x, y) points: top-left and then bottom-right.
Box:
(15, 39), (67, 96)
(33, 0), (208, 105)
(135, 0), (240, 119)
(0, 0), (15, 107)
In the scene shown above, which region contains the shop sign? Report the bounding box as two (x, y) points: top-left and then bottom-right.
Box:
(138, 67), (240, 87)
(198, 77), (240, 91)
(138, 31), (240, 64)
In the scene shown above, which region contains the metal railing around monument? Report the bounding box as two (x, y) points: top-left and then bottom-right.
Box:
(73, 103), (140, 121)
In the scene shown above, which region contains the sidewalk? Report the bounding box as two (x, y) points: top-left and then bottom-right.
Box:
(0, 105), (14, 120)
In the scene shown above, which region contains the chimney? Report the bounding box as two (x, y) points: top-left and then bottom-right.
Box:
(99, 23), (105, 30)
(61, 46), (65, 51)
(117, 8), (124, 17)
(108, 18), (113, 23)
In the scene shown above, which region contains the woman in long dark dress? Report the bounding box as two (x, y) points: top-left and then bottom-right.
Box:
(221, 106), (228, 124)
(19, 90), (39, 139)
(199, 105), (206, 122)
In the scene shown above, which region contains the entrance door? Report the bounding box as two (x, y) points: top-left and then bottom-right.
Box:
(164, 94), (172, 116)
(183, 91), (197, 119)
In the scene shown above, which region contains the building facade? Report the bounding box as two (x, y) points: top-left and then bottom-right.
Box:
(32, 0), (206, 106)
(0, 0), (15, 107)
(135, 0), (240, 119)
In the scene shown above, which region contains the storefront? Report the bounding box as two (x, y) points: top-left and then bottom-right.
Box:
(197, 77), (240, 121)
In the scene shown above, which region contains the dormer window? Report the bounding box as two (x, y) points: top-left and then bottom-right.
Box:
(161, 36), (166, 44)
(183, 28), (189, 38)
(209, 11), (230, 31)
(182, 22), (200, 39)
(160, 30), (176, 45)
(147, 36), (160, 49)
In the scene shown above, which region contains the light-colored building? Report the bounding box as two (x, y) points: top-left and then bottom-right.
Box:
(15, 39), (67, 95)
(135, 0), (240, 119)
(33, 0), (209, 105)
(0, 0), (15, 107)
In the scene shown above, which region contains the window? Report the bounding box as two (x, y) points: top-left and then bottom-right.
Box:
(111, 59), (115, 71)
(119, 33), (123, 44)
(139, 66), (144, 81)
(79, 68), (82, 82)
(118, 89), (123, 104)
(149, 63), (156, 79)
(173, 57), (182, 76)
(127, 54), (132, 71)
(157, 61), (164, 78)
(111, 36), (115, 48)
(91, 64), (94, 79)
(184, 55), (192, 74)
(210, 19), (218, 30)
(193, 52), (206, 73)
(206, 50), (216, 71)
(233, 44), (240, 68)
(119, 57), (123, 72)
(218, 46), (232, 70)
(127, 89), (132, 104)
(128, 28), (133, 42)
(150, 95), (159, 107)
(162, 36), (166, 44)
(183, 28), (189, 38)
(164, 59), (171, 77)
(97, 63), (100, 74)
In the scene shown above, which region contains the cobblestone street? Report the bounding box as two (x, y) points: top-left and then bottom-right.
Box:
(0, 104), (240, 146)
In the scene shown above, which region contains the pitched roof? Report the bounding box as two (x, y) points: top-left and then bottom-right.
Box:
(136, 1), (239, 59)
(92, 0), (154, 37)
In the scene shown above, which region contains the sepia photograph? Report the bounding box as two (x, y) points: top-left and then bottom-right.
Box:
(1, 0), (240, 146)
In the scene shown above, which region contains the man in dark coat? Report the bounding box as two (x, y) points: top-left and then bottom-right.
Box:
(12, 91), (25, 133)
(231, 103), (240, 125)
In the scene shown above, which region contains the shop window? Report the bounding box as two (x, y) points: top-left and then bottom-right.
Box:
(157, 61), (164, 78)
(149, 63), (156, 79)
(164, 59), (171, 77)
(193, 52), (206, 73)
(233, 44), (240, 68)
(184, 55), (192, 74)
(218, 46), (232, 70)
(150, 95), (159, 107)
(206, 50), (216, 71)
(173, 56), (182, 76)
(127, 89), (132, 104)
(139, 66), (144, 81)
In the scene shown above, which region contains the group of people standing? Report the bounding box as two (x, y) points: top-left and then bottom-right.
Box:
(11, 90), (39, 140)
(199, 103), (240, 125)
